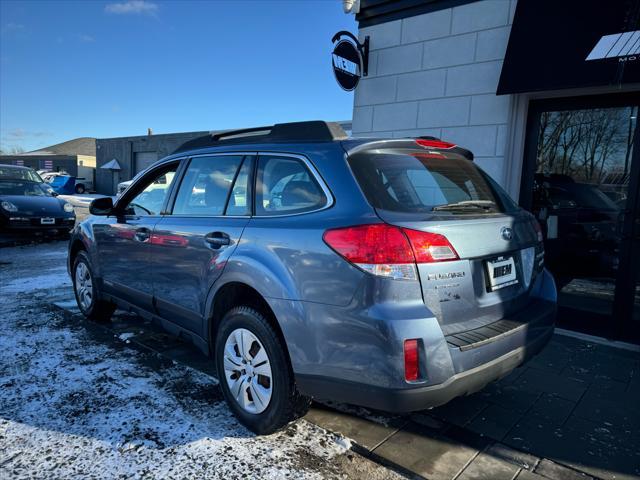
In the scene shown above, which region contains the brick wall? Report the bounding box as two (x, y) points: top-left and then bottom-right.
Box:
(352, 0), (517, 186)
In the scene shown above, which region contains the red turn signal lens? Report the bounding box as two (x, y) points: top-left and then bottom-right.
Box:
(404, 339), (419, 382)
(415, 138), (456, 149)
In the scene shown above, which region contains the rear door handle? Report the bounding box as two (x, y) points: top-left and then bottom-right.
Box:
(135, 227), (151, 242)
(204, 231), (231, 249)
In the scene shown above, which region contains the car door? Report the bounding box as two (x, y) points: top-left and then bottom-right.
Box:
(93, 161), (181, 310)
(151, 154), (253, 333)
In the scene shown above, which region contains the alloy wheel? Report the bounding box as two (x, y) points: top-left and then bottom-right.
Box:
(223, 328), (273, 414)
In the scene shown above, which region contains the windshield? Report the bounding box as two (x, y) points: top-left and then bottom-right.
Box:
(348, 150), (516, 214)
(0, 180), (49, 196)
(0, 166), (44, 183)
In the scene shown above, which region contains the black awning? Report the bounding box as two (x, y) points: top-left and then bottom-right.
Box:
(497, 0), (640, 95)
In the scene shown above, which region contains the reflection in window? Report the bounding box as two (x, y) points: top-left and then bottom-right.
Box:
(256, 156), (326, 215)
(173, 156), (244, 216)
(126, 168), (177, 216)
(225, 157), (252, 216)
(534, 106), (636, 210)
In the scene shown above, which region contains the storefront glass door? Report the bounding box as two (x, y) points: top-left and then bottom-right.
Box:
(522, 95), (640, 341)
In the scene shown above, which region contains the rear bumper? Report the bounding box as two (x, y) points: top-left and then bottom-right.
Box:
(297, 312), (554, 413)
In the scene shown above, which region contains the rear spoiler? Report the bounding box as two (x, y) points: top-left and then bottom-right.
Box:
(344, 137), (474, 161)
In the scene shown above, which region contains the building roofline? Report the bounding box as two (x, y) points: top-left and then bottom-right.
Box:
(97, 131), (210, 142)
(356, 0), (478, 27)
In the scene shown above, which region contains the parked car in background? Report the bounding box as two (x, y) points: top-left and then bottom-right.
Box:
(0, 164), (76, 234)
(116, 179), (133, 196)
(68, 122), (556, 434)
(531, 173), (621, 276)
(42, 171), (93, 194)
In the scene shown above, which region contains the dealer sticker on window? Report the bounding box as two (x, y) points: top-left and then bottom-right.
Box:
(486, 256), (518, 290)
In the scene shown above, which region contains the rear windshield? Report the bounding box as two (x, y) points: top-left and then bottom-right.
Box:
(348, 150), (516, 214)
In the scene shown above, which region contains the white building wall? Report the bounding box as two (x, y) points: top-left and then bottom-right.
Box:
(353, 0), (518, 187)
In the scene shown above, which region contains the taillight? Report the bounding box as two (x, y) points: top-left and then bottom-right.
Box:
(403, 229), (458, 262)
(323, 224), (458, 280)
(415, 138), (456, 149)
(404, 339), (419, 382)
(323, 224), (416, 280)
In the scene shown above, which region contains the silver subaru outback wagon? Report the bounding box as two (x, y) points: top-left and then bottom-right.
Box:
(68, 121), (556, 434)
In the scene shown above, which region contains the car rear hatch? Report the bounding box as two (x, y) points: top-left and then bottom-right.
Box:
(345, 139), (545, 341)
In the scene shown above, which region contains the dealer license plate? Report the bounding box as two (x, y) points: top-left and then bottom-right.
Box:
(40, 217), (55, 225)
(486, 256), (518, 291)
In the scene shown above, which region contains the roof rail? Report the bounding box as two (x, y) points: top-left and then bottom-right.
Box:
(211, 126), (272, 141)
(173, 121), (348, 154)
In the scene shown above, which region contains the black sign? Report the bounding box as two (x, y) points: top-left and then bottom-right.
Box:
(331, 31), (369, 91)
(497, 0), (640, 95)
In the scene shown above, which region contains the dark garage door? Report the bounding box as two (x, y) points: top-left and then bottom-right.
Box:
(134, 151), (158, 175)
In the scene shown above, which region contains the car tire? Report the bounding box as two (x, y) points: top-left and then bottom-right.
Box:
(75, 184), (85, 194)
(72, 250), (115, 322)
(214, 306), (310, 434)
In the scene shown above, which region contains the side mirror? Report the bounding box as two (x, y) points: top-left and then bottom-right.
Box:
(89, 196), (114, 216)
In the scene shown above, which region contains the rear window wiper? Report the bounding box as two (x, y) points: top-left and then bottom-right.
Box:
(432, 200), (497, 211)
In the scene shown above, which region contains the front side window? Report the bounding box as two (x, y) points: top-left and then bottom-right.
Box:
(172, 155), (245, 216)
(255, 155), (327, 215)
(124, 165), (178, 216)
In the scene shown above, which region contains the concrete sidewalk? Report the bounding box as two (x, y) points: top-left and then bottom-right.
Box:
(54, 299), (640, 480)
(305, 333), (640, 480)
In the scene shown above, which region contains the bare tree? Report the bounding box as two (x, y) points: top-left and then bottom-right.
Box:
(0, 146), (25, 155)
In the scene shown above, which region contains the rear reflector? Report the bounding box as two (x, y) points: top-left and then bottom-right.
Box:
(323, 224), (458, 280)
(404, 339), (419, 382)
(415, 138), (456, 149)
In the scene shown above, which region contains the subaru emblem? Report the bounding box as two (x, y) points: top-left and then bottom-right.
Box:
(501, 227), (513, 241)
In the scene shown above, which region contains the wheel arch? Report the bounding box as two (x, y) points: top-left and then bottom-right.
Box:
(207, 281), (293, 371)
(69, 237), (87, 269)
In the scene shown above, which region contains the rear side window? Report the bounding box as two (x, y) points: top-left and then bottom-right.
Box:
(172, 155), (244, 216)
(348, 150), (513, 214)
(255, 155), (327, 215)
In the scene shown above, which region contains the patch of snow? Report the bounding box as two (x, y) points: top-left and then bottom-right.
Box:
(0, 242), (359, 479)
(2, 266), (70, 294)
(117, 332), (136, 342)
(334, 435), (352, 450)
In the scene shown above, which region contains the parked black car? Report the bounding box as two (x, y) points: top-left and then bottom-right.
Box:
(532, 173), (621, 276)
(0, 164), (76, 234)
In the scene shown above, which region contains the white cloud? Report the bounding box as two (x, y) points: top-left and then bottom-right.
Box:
(104, 0), (158, 15)
(78, 34), (95, 42)
(6, 128), (50, 139)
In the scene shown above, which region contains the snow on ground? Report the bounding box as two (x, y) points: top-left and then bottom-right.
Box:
(0, 242), (380, 479)
(2, 265), (71, 294)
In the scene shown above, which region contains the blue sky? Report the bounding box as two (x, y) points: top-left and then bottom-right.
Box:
(0, 0), (356, 152)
